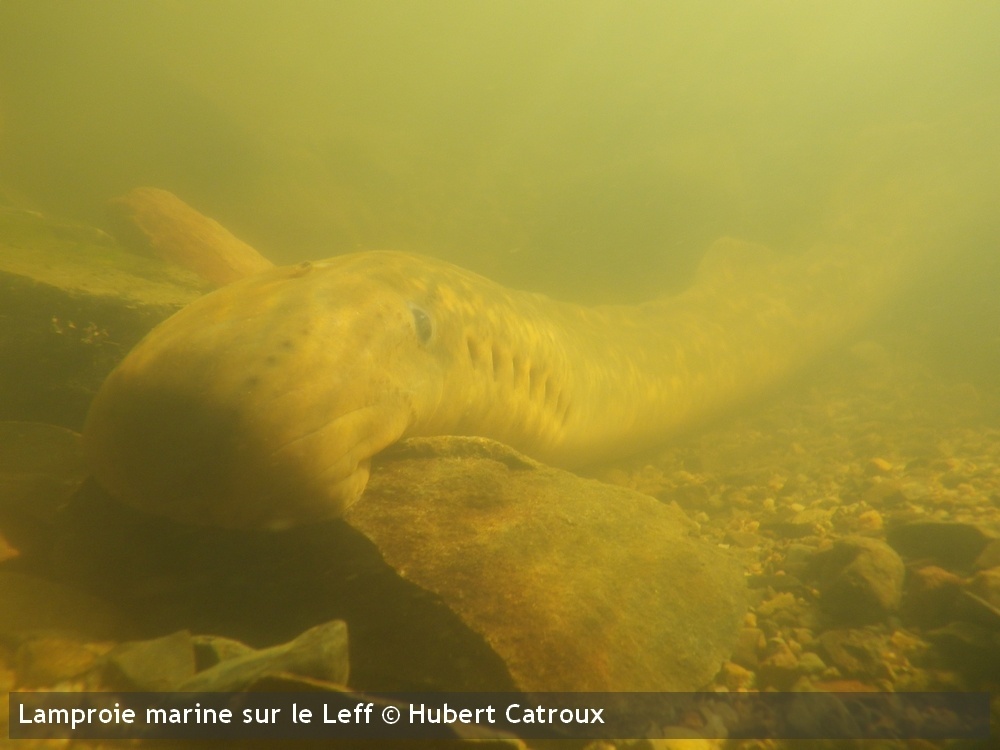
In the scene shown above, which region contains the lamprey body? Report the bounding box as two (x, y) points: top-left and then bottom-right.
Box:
(84, 243), (898, 528)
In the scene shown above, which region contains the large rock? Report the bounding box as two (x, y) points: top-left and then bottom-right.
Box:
(809, 536), (905, 625)
(348, 436), (747, 692)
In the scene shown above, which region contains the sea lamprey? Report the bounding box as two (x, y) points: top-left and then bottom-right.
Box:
(83, 240), (902, 529)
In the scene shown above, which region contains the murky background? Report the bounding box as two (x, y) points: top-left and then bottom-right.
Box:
(1, 1), (997, 375)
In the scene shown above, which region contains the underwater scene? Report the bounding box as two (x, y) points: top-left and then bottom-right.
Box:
(1, 1), (999, 748)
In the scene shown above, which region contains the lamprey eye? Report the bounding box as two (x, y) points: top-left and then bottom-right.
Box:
(410, 305), (432, 343)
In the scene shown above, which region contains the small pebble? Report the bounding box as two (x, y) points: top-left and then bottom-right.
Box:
(731, 627), (765, 669)
(968, 567), (1000, 609)
(855, 509), (884, 532)
(718, 660), (754, 691)
(868, 457), (894, 474)
(796, 651), (827, 675)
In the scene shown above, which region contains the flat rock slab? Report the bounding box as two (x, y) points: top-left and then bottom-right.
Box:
(350, 437), (747, 692)
(177, 620), (349, 692)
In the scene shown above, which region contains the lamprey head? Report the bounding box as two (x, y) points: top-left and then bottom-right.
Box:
(84, 253), (451, 529)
